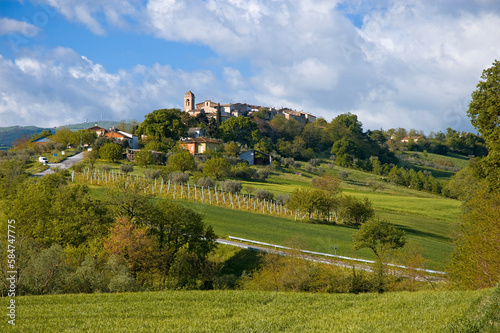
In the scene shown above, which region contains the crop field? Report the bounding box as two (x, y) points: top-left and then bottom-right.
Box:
(1, 289), (489, 332)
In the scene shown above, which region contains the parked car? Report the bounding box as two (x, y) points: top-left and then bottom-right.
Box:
(38, 156), (49, 165)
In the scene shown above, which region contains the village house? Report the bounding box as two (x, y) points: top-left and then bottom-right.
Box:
(87, 124), (139, 149)
(180, 137), (221, 155)
(183, 90), (316, 124)
(400, 136), (424, 143)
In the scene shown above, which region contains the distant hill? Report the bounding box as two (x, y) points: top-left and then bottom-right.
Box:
(0, 126), (51, 149)
(0, 121), (121, 149)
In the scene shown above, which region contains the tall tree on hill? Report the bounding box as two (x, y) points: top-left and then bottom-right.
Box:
(216, 103), (221, 127)
(468, 59), (500, 190)
(448, 60), (500, 289)
(217, 116), (258, 147)
(136, 109), (187, 144)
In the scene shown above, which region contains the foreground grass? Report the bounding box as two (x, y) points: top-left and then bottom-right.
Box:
(1, 289), (488, 332)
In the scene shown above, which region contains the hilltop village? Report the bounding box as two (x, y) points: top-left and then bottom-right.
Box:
(183, 90), (316, 124)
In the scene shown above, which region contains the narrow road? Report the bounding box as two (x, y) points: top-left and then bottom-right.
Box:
(34, 152), (85, 177)
(216, 237), (445, 282)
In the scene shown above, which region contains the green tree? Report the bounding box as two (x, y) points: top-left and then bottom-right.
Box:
(6, 172), (112, 247)
(203, 157), (230, 180)
(448, 187), (500, 289)
(224, 141), (240, 157)
(353, 218), (406, 292)
(134, 150), (155, 168)
(99, 143), (123, 162)
(76, 129), (98, 147)
(51, 127), (74, 147)
(168, 151), (195, 172)
(287, 187), (338, 221)
(136, 109), (187, 143)
(217, 116), (258, 146)
(467, 60), (500, 190)
(145, 200), (217, 288)
(331, 137), (358, 167)
(83, 149), (99, 167)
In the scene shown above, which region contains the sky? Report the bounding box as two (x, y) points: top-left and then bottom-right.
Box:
(1, 0), (500, 133)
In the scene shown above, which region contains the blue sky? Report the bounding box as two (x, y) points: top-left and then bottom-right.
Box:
(1, 0), (500, 133)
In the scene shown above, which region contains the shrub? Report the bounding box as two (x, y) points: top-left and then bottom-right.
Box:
(256, 168), (270, 180)
(276, 194), (290, 205)
(168, 172), (190, 184)
(197, 177), (215, 188)
(219, 180), (242, 193)
(308, 158), (321, 167)
(305, 164), (317, 173)
(145, 168), (162, 180)
(254, 189), (274, 201)
(338, 170), (349, 180)
(120, 164), (134, 174)
(282, 157), (295, 168)
(71, 162), (87, 173)
(232, 163), (256, 180)
(99, 164), (111, 172)
(293, 161), (302, 168)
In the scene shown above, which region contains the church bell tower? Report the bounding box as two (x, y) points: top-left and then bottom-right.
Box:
(184, 90), (195, 112)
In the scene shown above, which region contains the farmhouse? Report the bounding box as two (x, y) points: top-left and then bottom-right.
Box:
(180, 137), (221, 155)
(87, 124), (138, 149)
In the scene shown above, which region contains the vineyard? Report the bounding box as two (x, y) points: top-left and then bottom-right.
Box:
(74, 168), (316, 221)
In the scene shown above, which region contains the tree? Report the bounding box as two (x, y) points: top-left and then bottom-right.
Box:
(448, 187), (500, 289)
(76, 129), (98, 147)
(134, 150), (155, 168)
(467, 60), (500, 190)
(353, 218), (406, 292)
(338, 195), (374, 225)
(331, 137), (358, 167)
(224, 141), (240, 157)
(99, 143), (123, 162)
(83, 149), (99, 167)
(136, 109), (187, 143)
(217, 116), (258, 147)
(287, 188), (338, 221)
(145, 200), (217, 288)
(203, 157), (230, 180)
(6, 172), (112, 247)
(311, 174), (342, 194)
(51, 127), (74, 147)
(168, 151), (195, 172)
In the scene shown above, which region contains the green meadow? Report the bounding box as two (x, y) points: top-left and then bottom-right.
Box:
(1, 288), (492, 332)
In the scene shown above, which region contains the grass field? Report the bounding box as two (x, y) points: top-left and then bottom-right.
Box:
(1, 288), (490, 332)
(87, 159), (460, 271)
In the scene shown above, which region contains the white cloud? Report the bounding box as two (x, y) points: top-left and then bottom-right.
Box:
(0, 17), (40, 36)
(3, 0), (500, 132)
(0, 48), (220, 127)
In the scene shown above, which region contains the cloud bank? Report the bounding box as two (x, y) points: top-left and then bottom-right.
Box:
(1, 0), (500, 132)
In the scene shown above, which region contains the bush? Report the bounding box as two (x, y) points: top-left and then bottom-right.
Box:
(338, 170), (349, 180)
(99, 164), (111, 172)
(254, 189), (274, 201)
(219, 180), (242, 193)
(276, 194), (290, 205)
(293, 161), (302, 168)
(168, 172), (190, 184)
(71, 162), (87, 173)
(232, 163), (256, 180)
(145, 168), (162, 180)
(282, 157), (295, 168)
(308, 158), (321, 167)
(120, 164), (134, 174)
(305, 164), (317, 173)
(256, 168), (270, 180)
(197, 176), (215, 188)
